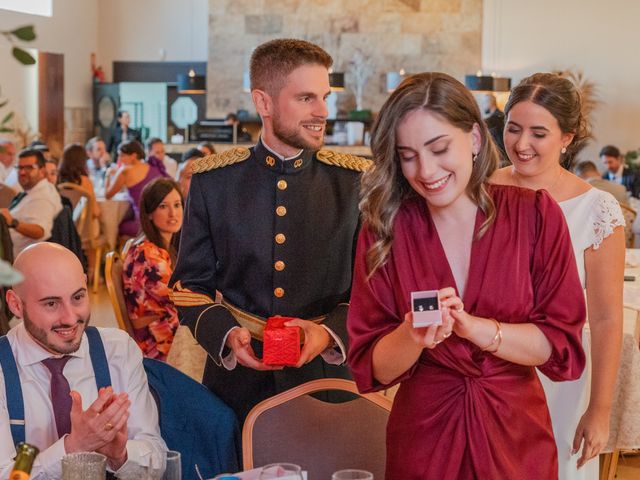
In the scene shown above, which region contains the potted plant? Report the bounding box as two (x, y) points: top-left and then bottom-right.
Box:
(0, 25), (36, 136)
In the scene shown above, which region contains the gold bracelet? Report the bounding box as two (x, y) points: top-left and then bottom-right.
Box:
(480, 319), (502, 353)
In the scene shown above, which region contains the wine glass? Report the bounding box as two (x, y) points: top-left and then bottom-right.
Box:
(258, 463), (303, 479)
(162, 451), (181, 480)
(61, 452), (107, 480)
(331, 469), (374, 480)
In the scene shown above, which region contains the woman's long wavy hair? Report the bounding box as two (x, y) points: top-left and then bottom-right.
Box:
(361, 72), (500, 276)
(139, 178), (183, 264)
(504, 72), (591, 170)
(59, 143), (89, 185)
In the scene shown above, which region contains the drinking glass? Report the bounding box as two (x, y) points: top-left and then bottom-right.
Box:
(259, 463), (303, 479)
(162, 450), (182, 480)
(61, 452), (107, 480)
(331, 469), (374, 480)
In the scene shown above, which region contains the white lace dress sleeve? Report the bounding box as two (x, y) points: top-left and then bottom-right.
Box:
(591, 189), (626, 250)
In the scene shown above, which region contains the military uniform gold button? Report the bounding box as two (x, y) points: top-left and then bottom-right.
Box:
(277, 180), (287, 190)
(274, 287), (285, 298)
(276, 206), (287, 216)
(275, 233), (286, 244)
(274, 260), (285, 271)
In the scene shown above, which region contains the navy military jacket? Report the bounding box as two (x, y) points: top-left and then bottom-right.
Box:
(169, 140), (370, 417)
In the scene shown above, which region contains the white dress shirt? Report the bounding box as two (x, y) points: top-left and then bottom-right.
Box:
(9, 178), (62, 256)
(608, 164), (625, 184)
(0, 324), (167, 479)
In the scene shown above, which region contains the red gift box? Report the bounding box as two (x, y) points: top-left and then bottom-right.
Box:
(263, 316), (301, 366)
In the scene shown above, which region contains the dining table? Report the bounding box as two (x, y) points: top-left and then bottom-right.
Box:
(96, 191), (131, 250)
(600, 248), (640, 479)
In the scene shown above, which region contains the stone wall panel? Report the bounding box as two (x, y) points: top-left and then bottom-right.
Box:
(207, 0), (481, 116)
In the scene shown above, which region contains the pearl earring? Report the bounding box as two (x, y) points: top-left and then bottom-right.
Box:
(561, 146), (567, 154)
(472, 153), (478, 163)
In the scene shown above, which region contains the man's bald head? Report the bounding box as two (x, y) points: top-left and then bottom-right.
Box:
(13, 243), (85, 296)
(9, 243), (90, 355)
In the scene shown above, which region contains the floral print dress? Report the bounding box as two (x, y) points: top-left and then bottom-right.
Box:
(123, 239), (179, 360)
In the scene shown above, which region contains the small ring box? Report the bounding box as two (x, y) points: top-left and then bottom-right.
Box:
(411, 290), (442, 327)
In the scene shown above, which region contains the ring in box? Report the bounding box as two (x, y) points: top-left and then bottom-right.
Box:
(411, 290), (442, 327)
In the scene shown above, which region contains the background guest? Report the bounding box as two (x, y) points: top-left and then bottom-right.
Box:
(44, 160), (58, 185)
(196, 142), (215, 156)
(224, 113), (252, 142)
(107, 111), (141, 159)
(105, 140), (167, 238)
(575, 160), (628, 204)
(123, 178), (183, 361)
(492, 73), (624, 478)
(481, 93), (507, 164)
(146, 137), (178, 178)
(59, 143), (103, 277)
(2, 139), (21, 191)
(0, 149), (62, 257)
(600, 144), (640, 198)
(59, 143), (101, 216)
(85, 136), (109, 178)
(0, 140), (16, 184)
(177, 147), (204, 197)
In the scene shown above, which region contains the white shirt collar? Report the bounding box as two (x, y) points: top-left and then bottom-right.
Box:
(25, 177), (50, 194)
(260, 136), (303, 161)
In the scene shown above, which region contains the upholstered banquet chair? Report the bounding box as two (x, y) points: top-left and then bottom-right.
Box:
(104, 250), (135, 338)
(242, 378), (392, 479)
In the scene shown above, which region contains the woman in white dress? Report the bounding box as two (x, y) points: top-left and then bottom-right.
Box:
(491, 73), (624, 480)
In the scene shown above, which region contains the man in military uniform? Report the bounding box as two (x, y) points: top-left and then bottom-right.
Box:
(169, 38), (370, 420)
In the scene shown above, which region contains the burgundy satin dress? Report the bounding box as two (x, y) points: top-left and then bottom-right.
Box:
(348, 185), (586, 479)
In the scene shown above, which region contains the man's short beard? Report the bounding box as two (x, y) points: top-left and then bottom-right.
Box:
(22, 304), (89, 355)
(272, 113), (324, 151)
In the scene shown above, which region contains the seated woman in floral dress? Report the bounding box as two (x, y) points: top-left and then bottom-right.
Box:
(123, 178), (183, 360)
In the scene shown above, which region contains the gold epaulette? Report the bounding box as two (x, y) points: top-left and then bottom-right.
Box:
(170, 281), (215, 307)
(191, 147), (251, 174)
(315, 149), (373, 172)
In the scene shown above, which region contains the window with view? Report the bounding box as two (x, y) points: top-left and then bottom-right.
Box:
(0, 0), (52, 17)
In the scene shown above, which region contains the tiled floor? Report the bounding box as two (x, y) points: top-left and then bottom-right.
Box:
(90, 285), (640, 479)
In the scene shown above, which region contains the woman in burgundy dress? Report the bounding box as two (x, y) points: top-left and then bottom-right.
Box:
(347, 72), (586, 479)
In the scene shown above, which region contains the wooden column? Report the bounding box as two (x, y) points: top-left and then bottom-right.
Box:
(38, 52), (64, 158)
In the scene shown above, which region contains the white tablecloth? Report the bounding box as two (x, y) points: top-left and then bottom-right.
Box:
(97, 192), (131, 249)
(603, 249), (640, 451)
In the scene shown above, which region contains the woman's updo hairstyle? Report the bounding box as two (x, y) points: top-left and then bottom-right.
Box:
(504, 72), (591, 169)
